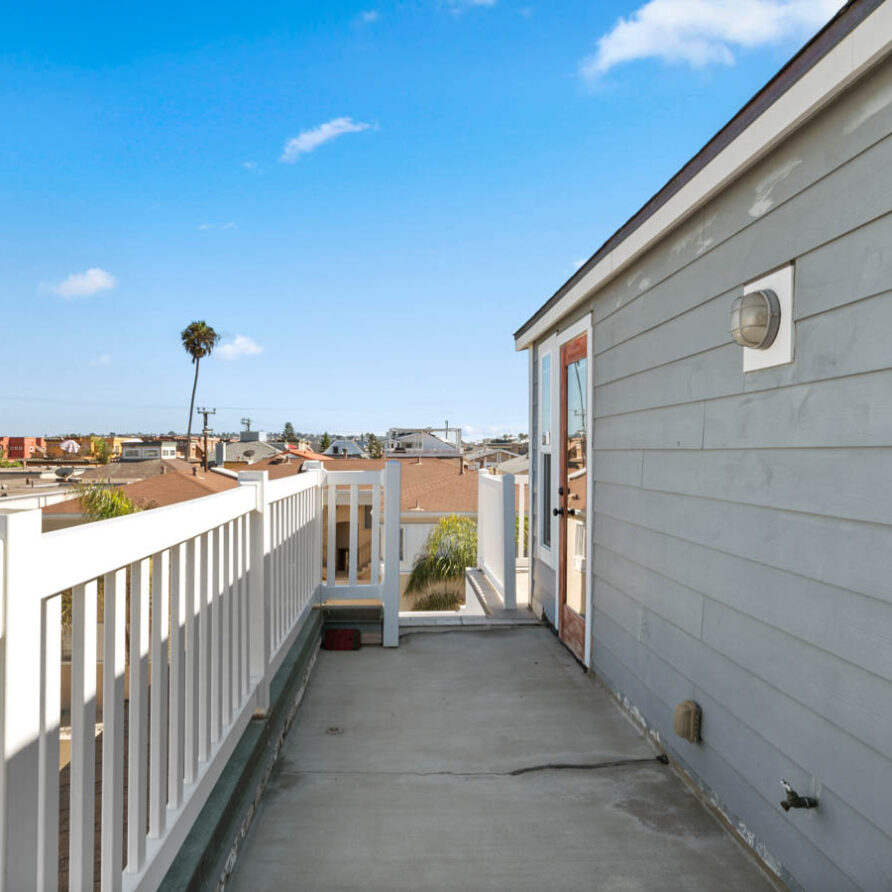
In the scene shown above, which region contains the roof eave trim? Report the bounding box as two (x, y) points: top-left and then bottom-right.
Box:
(514, 0), (892, 350)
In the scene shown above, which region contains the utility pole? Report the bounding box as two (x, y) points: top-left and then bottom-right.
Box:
(197, 407), (216, 472)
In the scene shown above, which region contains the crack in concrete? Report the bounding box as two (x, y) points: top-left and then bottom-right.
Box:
(280, 755), (668, 780)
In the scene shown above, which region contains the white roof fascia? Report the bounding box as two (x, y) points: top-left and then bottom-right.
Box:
(515, 3), (892, 351)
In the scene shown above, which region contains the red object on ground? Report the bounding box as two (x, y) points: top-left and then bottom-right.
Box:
(323, 629), (361, 650)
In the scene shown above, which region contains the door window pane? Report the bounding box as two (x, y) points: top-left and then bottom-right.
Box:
(541, 354), (551, 445)
(565, 356), (586, 616)
(542, 454), (552, 548)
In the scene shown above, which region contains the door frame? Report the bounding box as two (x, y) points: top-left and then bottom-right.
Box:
(554, 313), (593, 667)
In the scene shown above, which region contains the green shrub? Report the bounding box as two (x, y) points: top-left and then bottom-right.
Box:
(411, 589), (463, 612)
(405, 515), (477, 595)
(73, 481), (139, 521)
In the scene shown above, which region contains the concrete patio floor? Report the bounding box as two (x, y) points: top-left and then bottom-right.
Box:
(228, 627), (773, 891)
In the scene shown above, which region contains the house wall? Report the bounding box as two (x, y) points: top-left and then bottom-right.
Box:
(528, 54), (892, 891)
(1, 437), (45, 460)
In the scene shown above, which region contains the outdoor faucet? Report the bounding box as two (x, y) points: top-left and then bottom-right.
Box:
(780, 780), (818, 811)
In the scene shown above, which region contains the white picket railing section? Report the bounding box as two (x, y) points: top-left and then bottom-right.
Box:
(476, 471), (516, 609)
(0, 460), (400, 892)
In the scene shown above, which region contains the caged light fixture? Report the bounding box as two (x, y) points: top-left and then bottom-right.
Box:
(730, 289), (781, 350)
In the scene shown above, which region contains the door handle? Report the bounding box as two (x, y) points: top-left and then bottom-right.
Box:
(553, 507), (564, 517)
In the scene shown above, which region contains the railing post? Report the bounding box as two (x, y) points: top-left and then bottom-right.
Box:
(501, 473), (517, 609)
(476, 471), (486, 573)
(382, 461), (401, 647)
(0, 509), (44, 892)
(239, 471), (271, 713)
(302, 462), (325, 599)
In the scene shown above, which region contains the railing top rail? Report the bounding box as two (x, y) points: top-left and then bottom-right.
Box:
(323, 469), (385, 486)
(263, 467), (322, 502)
(32, 485), (257, 598)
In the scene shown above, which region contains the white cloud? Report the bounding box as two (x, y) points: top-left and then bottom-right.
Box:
(52, 267), (116, 298)
(359, 9), (380, 23)
(217, 335), (264, 361)
(198, 221), (237, 231)
(89, 354), (112, 366)
(445, 0), (496, 11)
(581, 0), (841, 80)
(280, 117), (373, 162)
(243, 161), (258, 170)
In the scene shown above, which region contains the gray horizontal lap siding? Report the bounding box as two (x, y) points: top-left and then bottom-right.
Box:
(532, 55), (892, 891)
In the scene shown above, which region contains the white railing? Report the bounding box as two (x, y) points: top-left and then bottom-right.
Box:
(476, 471), (516, 609)
(0, 489), (75, 511)
(0, 460), (400, 891)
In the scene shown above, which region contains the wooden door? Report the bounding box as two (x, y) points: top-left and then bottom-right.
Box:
(558, 334), (588, 663)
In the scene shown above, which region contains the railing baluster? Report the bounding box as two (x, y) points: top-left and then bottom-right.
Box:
(150, 550), (170, 838)
(291, 495), (299, 621)
(370, 482), (380, 585)
(184, 537), (200, 784)
(275, 501), (283, 641)
(271, 503), (280, 648)
(288, 495), (299, 632)
(327, 483), (336, 585)
(222, 521), (233, 727)
(70, 580), (97, 892)
(348, 485), (358, 585)
(382, 462), (401, 647)
(211, 527), (223, 744)
(283, 499), (290, 631)
(168, 545), (186, 811)
(282, 500), (289, 631)
(38, 594), (61, 892)
(127, 560), (150, 873)
(316, 478), (324, 593)
(300, 491), (308, 610)
(198, 532), (211, 762)
(232, 519), (242, 710)
(518, 480), (526, 559)
(239, 515), (249, 703)
(101, 569), (125, 892)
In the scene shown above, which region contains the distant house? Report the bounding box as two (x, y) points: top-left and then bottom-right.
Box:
(214, 429), (284, 465)
(0, 436), (45, 461)
(121, 440), (177, 461)
(463, 447), (519, 471)
(384, 426), (461, 457)
(322, 439), (368, 458)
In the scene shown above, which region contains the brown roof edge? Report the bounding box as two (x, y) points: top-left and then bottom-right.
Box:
(513, 0), (881, 344)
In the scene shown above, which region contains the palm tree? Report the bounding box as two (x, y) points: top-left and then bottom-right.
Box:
(181, 321), (220, 452)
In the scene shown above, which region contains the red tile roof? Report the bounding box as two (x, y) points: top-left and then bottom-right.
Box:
(44, 456), (517, 518)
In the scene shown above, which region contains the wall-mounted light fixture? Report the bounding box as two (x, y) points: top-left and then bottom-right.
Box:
(730, 289), (781, 350)
(734, 265), (794, 372)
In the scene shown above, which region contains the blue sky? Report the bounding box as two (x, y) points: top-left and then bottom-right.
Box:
(0, 0), (840, 438)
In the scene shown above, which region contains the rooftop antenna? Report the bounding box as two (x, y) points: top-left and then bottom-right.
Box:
(241, 417), (252, 432)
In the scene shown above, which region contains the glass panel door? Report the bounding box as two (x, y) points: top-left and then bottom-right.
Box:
(559, 333), (587, 663)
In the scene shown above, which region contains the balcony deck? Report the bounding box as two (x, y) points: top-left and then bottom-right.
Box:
(228, 627), (772, 891)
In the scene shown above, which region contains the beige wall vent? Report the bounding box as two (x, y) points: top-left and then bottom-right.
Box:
(674, 700), (702, 743)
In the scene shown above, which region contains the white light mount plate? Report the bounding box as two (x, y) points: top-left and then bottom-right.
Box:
(742, 264), (794, 372)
